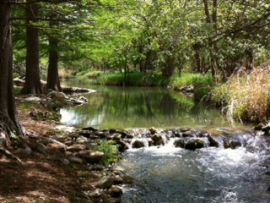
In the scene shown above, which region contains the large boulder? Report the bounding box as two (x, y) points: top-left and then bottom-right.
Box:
(185, 139), (204, 150)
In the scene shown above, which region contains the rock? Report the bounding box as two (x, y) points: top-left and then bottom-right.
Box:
(69, 157), (84, 164)
(48, 91), (68, 100)
(122, 176), (134, 185)
(109, 186), (123, 197)
(173, 130), (182, 138)
(185, 139), (204, 150)
(117, 141), (129, 152)
(88, 189), (102, 198)
(151, 134), (164, 146)
(89, 164), (104, 171)
(182, 130), (195, 137)
(62, 159), (70, 165)
(103, 197), (120, 203)
(36, 143), (47, 155)
(112, 176), (124, 185)
(113, 165), (125, 173)
(174, 139), (185, 148)
(47, 142), (66, 153)
(67, 144), (87, 152)
(131, 140), (145, 149)
(149, 127), (157, 134)
(76, 150), (104, 164)
(47, 91), (68, 109)
(55, 125), (75, 133)
(96, 176), (114, 189)
(112, 133), (122, 141)
(208, 135), (219, 147)
(25, 97), (43, 103)
(224, 139), (241, 149)
(24, 147), (32, 155)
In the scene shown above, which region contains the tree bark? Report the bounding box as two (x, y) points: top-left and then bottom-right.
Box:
(0, 0), (23, 138)
(47, 37), (62, 91)
(47, 14), (62, 91)
(21, 0), (42, 94)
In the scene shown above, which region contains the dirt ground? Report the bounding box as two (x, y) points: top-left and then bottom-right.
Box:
(0, 103), (97, 203)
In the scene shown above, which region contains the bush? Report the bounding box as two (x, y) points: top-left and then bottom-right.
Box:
(95, 140), (119, 165)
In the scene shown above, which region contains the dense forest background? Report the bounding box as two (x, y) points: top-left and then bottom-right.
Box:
(11, 0), (270, 83)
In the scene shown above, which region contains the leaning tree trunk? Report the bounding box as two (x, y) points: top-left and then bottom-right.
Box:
(0, 1), (24, 143)
(21, 0), (42, 94)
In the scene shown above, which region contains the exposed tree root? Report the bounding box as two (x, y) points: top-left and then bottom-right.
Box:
(0, 147), (22, 164)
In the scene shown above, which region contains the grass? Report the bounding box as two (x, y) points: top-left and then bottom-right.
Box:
(170, 73), (214, 101)
(212, 66), (270, 123)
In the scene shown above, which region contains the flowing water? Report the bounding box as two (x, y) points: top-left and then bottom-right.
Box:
(61, 80), (270, 203)
(120, 137), (270, 203)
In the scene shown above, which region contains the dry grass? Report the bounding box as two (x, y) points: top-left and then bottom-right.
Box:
(212, 65), (270, 123)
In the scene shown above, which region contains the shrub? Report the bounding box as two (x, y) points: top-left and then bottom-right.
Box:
(95, 140), (119, 165)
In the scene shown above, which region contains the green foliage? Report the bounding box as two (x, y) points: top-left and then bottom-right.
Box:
(95, 140), (119, 165)
(96, 71), (170, 86)
(169, 73), (213, 101)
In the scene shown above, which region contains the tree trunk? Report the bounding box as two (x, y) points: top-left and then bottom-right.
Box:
(47, 37), (62, 91)
(0, 1), (23, 139)
(21, 0), (42, 94)
(47, 14), (61, 91)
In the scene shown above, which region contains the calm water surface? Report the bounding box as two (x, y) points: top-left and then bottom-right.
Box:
(61, 80), (239, 129)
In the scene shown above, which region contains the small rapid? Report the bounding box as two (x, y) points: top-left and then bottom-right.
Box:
(120, 129), (270, 203)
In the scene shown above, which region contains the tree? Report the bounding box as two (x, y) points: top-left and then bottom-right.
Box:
(46, 14), (61, 91)
(21, 0), (43, 94)
(0, 0), (24, 160)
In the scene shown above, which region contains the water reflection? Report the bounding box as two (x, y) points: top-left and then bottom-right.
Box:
(60, 82), (236, 128)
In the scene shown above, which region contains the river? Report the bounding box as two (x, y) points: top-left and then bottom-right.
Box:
(61, 80), (270, 203)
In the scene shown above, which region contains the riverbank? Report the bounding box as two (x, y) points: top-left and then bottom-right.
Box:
(74, 71), (214, 102)
(75, 65), (270, 124)
(212, 63), (270, 124)
(0, 93), (127, 203)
